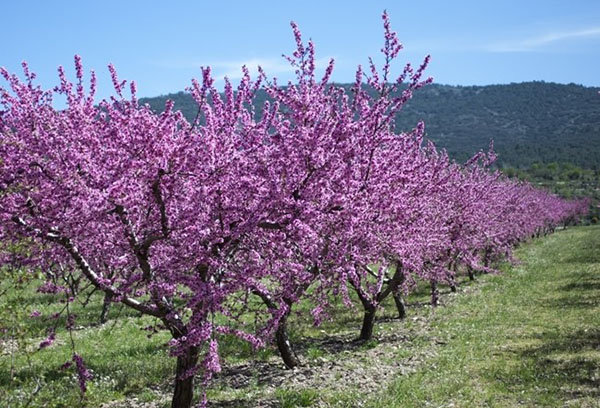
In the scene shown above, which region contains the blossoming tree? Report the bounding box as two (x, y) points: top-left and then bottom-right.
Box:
(0, 12), (588, 408)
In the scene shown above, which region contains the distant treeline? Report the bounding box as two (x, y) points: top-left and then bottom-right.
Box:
(139, 81), (600, 169)
(505, 162), (600, 203)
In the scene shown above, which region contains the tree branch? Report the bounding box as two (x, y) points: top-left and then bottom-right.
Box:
(11, 215), (164, 318)
(151, 169), (170, 239)
(377, 261), (404, 303)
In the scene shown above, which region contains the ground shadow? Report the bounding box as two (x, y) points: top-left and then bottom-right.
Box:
(514, 328), (600, 402)
(509, 255), (600, 404)
(208, 397), (279, 408)
(215, 328), (408, 390)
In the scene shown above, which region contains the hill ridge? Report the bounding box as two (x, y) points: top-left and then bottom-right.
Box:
(139, 82), (600, 168)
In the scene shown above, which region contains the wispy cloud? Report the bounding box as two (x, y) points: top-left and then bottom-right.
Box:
(211, 57), (294, 79)
(213, 56), (335, 80)
(487, 27), (600, 52)
(153, 56), (334, 81)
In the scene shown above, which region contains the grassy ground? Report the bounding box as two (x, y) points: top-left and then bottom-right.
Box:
(1, 225), (598, 407)
(368, 225), (600, 408)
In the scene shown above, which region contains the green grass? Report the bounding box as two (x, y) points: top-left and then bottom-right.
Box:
(368, 225), (600, 408)
(1, 226), (598, 407)
(275, 389), (320, 407)
(0, 278), (173, 407)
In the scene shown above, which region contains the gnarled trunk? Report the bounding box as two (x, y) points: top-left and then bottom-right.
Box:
(483, 247), (491, 268)
(171, 346), (199, 408)
(99, 291), (112, 324)
(354, 261), (406, 340)
(275, 313), (300, 369)
(430, 280), (439, 307)
(393, 290), (406, 319)
(360, 304), (377, 341)
(449, 261), (457, 293)
(254, 291), (301, 368)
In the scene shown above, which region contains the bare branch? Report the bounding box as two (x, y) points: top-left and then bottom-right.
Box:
(11, 215), (164, 318)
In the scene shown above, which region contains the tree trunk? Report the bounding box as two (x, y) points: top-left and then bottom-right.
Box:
(392, 291), (406, 319)
(353, 262), (406, 341)
(430, 281), (439, 307)
(449, 261), (457, 292)
(275, 313), (300, 369)
(360, 305), (377, 341)
(253, 291), (301, 369)
(100, 291), (112, 324)
(483, 248), (491, 268)
(171, 346), (199, 408)
(468, 266), (475, 281)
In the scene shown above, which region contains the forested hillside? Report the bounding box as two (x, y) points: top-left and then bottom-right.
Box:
(140, 82), (600, 168)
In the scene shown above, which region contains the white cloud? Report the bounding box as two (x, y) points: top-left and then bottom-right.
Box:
(487, 27), (600, 52)
(210, 56), (334, 80)
(152, 56), (334, 81)
(212, 57), (295, 79)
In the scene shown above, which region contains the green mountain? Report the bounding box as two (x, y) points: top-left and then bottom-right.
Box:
(139, 82), (600, 168)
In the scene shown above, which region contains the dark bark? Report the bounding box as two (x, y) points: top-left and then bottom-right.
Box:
(430, 281), (439, 307)
(12, 212), (199, 408)
(354, 261), (407, 340)
(392, 290), (406, 319)
(11, 215), (165, 318)
(449, 261), (457, 292)
(349, 279), (377, 341)
(254, 291), (301, 368)
(390, 264), (407, 319)
(360, 305), (377, 341)
(275, 313), (300, 369)
(99, 291), (113, 324)
(483, 247), (491, 268)
(350, 281), (379, 342)
(171, 346), (199, 408)
(468, 266), (475, 281)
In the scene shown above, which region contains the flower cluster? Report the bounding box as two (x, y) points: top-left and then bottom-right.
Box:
(0, 12), (588, 408)
(72, 353), (93, 393)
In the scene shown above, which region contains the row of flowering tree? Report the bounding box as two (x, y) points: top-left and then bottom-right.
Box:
(0, 12), (589, 408)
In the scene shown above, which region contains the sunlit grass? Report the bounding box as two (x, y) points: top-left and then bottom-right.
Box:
(1, 225), (598, 407)
(367, 225), (600, 408)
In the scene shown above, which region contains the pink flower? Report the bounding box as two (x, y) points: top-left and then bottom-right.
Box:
(39, 329), (56, 349)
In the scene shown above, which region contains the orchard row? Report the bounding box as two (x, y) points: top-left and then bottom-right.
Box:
(0, 13), (588, 408)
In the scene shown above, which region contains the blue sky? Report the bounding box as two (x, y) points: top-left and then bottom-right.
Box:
(3, 0), (600, 101)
